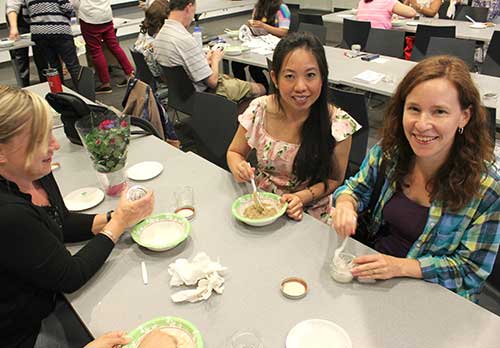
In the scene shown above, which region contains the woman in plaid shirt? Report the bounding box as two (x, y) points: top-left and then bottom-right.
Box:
(332, 55), (500, 302)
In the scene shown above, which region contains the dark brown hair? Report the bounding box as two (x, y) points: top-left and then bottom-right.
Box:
(140, 0), (170, 36)
(254, 0), (282, 22)
(381, 55), (494, 211)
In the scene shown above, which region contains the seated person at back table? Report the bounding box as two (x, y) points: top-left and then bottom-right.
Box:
(0, 85), (154, 348)
(404, 0), (442, 18)
(154, 0), (266, 102)
(357, 0), (416, 29)
(134, 0), (170, 100)
(227, 32), (361, 223)
(332, 56), (500, 302)
(232, 0), (291, 92)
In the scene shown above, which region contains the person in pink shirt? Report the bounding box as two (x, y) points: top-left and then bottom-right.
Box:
(357, 0), (416, 29)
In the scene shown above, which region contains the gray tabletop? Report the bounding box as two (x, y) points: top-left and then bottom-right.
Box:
(48, 127), (500, 348)
(323, 10), (500, 42)
(0, 38), (34, 53)
(222, 44), (500, 114)
(196, 0), (256, 14)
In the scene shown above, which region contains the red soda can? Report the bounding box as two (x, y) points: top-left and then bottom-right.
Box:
(44, 68), (63, 93)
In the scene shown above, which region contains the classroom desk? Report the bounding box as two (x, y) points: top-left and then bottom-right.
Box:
(322, 10), (500, 42)
(196, 0), (256, 14)
(221, 44), (500, 118)
(43, 126), (500, 348)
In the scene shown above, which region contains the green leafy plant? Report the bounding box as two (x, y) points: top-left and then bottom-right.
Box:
(82, 118), (130, 173)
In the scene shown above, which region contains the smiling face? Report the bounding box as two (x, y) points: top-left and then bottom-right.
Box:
(0, 125), (59, 184)
(271, 47), (322, 115)
(403, 78), (471, 167)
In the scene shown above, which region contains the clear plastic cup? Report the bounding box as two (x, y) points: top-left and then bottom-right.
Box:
(174, 186), (195, 220)
(330, 252), (355, 283)
(231, 331), (263, 348)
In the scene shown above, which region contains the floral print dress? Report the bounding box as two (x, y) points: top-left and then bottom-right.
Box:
(239, 96), (361, 223)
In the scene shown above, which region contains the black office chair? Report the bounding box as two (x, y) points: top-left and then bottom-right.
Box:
(161, 65), (195, 120)
(410, 25), (456, 62)
(289, 11), (300, 33)
(426, 37), (476, 70)
(340, 18), (371, 50)
(438, 2), (467, 19)
(130, 116), (163, 139)
(482, 31), (500, 78)
(297, 22), (327, 45)
(191, 92), (238, 170)
(298, 11), (324, 25)
(455, 5), (489, 22)
(129, 47), (156, 90)
(365, 28), (406, 58)
(486, 107), (497, 145)
(329, 86), (370, 178)
(77, 66), (96, 102)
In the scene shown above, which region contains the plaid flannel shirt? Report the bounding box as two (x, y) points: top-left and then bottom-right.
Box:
(334, 144), (500, 302)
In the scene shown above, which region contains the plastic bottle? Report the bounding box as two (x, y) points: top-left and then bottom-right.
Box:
(192, 26), (203, 48)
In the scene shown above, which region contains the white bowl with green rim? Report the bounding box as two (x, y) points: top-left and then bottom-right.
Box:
(130, 213), (191, 251)
(224, 45), (243, 56)
(124, 316), (203, 348)
(232, 192), (287, 227)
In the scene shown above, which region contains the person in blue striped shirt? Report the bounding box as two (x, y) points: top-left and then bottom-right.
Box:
(332, 55), (500, 302)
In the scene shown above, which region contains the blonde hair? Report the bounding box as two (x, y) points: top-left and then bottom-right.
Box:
(0, 85), (53, 167)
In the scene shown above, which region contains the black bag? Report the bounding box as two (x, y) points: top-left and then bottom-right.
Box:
(354, 159), (387, 246)
(46, 92), (107, 146)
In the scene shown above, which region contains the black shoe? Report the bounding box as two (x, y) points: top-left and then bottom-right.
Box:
(116, 78), (129, 87)
(95, 85), (113, 94)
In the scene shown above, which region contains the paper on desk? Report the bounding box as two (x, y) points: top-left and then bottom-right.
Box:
(372, 57), (389, 64)
(353, 70), (385, 84)
(169, 252), (227, 303)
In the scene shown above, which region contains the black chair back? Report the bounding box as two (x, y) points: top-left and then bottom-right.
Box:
(482, 31), (500, 78)
(365, 28), (406, 58)
(129, 47), (156, 89)
(438, 2), (467, 19)
(411, 25), (456, 61)
(340, 18), (371, 50)
(77, 66), (95, 102)
(486, 107), (497, 145)
(192, 92), (238, 170)
(297, 22), (327, 45)
(426, 37), (476, 70)
(298, 11), (324, 25)
(455, 5), (489, 22)
(161, 65), (195, 116)
(329, 86), (370, 178)
(130, 116), (163, 139)
(289, 11), (300, 33)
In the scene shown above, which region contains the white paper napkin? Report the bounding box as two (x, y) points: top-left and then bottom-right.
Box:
(352, 70), (385, 84)
(447, 0), (456, 19)
(169, 252), (227, 303)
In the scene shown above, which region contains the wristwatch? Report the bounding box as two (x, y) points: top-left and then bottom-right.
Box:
(106, 210), (114, 223)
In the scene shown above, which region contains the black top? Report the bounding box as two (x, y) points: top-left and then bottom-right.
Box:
(0, 173), (114, 348)
(374, 191), (430, 258)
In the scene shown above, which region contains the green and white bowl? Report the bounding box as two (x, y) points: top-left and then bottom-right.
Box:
(232, 192), (287, 227)
(130, 213), (191, 251)
(124, 316), (203, 348)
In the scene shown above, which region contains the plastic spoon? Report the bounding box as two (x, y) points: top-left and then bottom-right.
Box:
(465, 15), (476, 24)
(251, 177), (264, 212)
(334, 236), (349, 262)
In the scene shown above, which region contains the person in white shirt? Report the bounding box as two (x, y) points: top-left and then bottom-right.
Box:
(72, 0), (135, 94)
(404, 0), (442, 18)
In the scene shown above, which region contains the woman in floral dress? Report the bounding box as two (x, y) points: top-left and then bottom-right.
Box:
(227, 32), (361, 223)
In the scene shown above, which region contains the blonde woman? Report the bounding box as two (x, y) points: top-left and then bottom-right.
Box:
(0, 86), (154, 348)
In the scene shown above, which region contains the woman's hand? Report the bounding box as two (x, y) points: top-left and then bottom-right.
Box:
(138, 329), (178, 348)
(232, 160), (255, 183)
(281, 194), (303, 221)
(248, 19), (265, 29)
(113, 189), (155, 230)
(331, 203), (357, 239)
(83, 331), (130, 348)
(351, 254), (403, 280)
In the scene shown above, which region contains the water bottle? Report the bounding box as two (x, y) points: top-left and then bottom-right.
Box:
(192, 26), (203, 48)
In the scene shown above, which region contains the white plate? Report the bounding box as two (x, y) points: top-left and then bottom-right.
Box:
(469, 23), (487, 29)
(127, 161), (164, 181)
(224, 46), (243, 56)
(406, 21), (420, 26)
(64, 187), (105, 212)
(286, 319), (352, 348)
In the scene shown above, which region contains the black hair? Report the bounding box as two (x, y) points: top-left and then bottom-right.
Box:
(169, 0), (195, 11)
(254, 0), (282, 22)
(271, 32), (335, 188)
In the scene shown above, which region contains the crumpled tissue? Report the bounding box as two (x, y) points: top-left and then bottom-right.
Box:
(446, 0), (456, 19)
(168, 252), (227, 303)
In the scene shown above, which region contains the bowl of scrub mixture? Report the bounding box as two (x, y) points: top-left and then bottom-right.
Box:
(330, 252), (355, 283)
(130, 213), (191, 251)
(232, 192), (287, 227)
